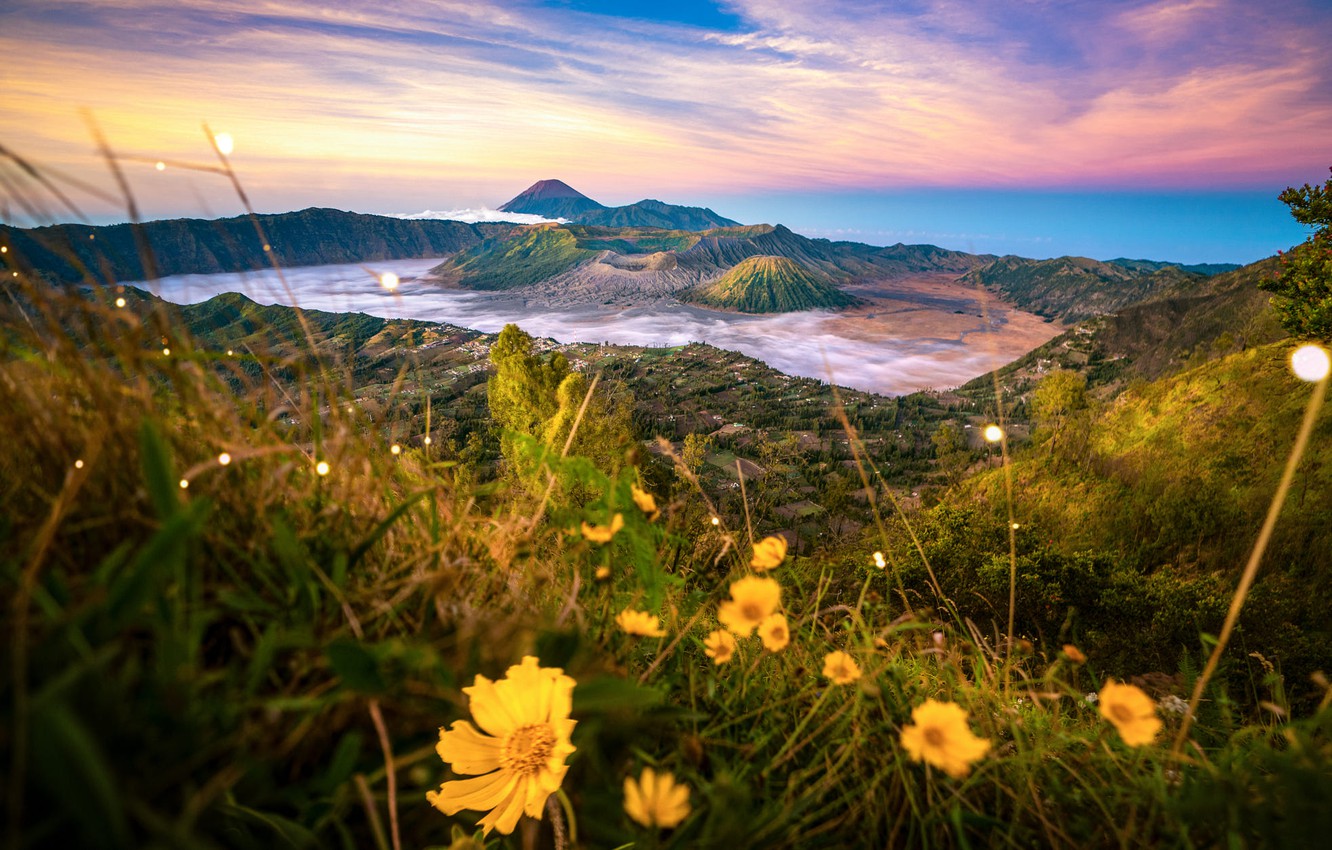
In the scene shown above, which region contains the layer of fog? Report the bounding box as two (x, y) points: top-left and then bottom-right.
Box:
(144, 258), (1002, 396)
(391, 208), (564, 225)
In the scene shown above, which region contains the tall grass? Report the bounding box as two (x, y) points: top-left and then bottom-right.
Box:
(3, 131), (1332, 849)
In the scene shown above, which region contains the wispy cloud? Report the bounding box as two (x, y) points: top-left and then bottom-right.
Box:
(2, 0), (1328, 221)
(392, 208), (563, 224)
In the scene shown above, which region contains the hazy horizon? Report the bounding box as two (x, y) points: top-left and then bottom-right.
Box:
(24, 184), (1312, 267)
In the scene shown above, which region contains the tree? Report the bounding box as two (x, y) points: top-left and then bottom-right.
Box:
(679, 432), (713, 479)
(1031, 370), (1088, 458)
(1258, 166), (1332, 340)
(487, 324), (631, 496)
(488, 324), (569, 467)
(930, 421), (969, 487)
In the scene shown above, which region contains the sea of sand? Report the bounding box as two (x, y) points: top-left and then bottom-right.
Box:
(142, 259), (1061, 397)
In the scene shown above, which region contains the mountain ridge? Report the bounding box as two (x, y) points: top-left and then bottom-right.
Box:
(497, 179), (740, 230)
(2, 207), (513, 285)
(960, 254), (1204, 322)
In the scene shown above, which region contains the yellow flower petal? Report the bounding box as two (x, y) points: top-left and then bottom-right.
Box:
(631, 485), (659, 517)
(900, 699), (991, 779)
(431, 657), (577, 836)
(582, 514), (624, 544)
(758, 613), (790, 652)
(624, 767), (691, 829)
(478, 777), (528, 836)
(617, 608), (667, 637)
(822, 650), (862, 685)
(717, 576), (781, 637)
(462, 675), (519, 737)
(1098, 680), (1162, 747)
(623, 774), (647, 825)
(436, 720), (502, 775)
(750, 535), (788, 571)
(495, 656), (549, 727)
(428, 770), (518, 815)
(703, 629), (736, 665)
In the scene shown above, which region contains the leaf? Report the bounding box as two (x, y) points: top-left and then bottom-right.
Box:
(326, 637), (385, 693)
(535, 629), (580, 669)
(216, 802), (320, 848)
(104, 500), (208, 627)
(138, 419), (179, 519)
(29, 700), (131, 848)
(571, 675), (665, 714)
(318, 731), (364, 794)
(347, 489), (429, 572)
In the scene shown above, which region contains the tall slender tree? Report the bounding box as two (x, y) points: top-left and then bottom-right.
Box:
(1259, 167), (1332, 340)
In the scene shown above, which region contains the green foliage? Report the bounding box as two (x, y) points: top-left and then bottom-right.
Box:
(1030, 369), (1088, 459)
(1258, 166), (1332, 340)
(961, 254), (1202, 322)
(683, 256), (858, 313)
(441, 226), (596, 290)
(0, 208), (496, 284)
(488, 323), (632, 498)
(930, 421), (970, 487)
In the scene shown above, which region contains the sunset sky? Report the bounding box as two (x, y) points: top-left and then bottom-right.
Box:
(3, 0), (1330, 262)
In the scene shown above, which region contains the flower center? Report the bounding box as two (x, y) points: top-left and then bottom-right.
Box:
(741, 602), (764, 621)
(1110, 703), (1133, 723)
(924, 727), (945, 747)
(501, 723), (556, 776)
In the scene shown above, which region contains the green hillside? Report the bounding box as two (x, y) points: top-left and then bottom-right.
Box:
(1, 208), (505, 284)
(566, 225), (702, 254)
(682, 255), (860, 313)
(971, 341), (1330, 567)
(433, 224), (598, 289)
(961, 254), (1203, 322)
(938, 341), (1332, 687)
(957, 258), (1284, 405)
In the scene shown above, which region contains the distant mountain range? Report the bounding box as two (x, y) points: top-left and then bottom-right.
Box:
(1106, 258), (1241, 277)
(961, 256), (1283, 397)
(429, 221), (987, 312)
(4, 187), (1254, 320)
(498, 179), (741, 230)
(959, 255), (1209, 323)
(2, 208), (513, 285)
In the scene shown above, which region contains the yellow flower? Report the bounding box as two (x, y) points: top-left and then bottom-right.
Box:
(631, 485), (659, 518)
(703, 629), (736, 665)
(900, 699), (991, 779)
(594, 565), (611, 581)
(1098, 680), (1162, 746)
(750, 535), (788, 571)
(427, 656), (576, 836)
(758, 613), (790, 652)
(1063, 644), (1087, 664)
(623, 767), (691, 829)
(617, 608), (666, 637)
(717, 576), (781, 637)
(822, 650), (862, 685)
(581, 514), (624, 543)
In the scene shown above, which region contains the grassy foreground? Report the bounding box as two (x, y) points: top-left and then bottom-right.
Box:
(4, 242), (1332, 850)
